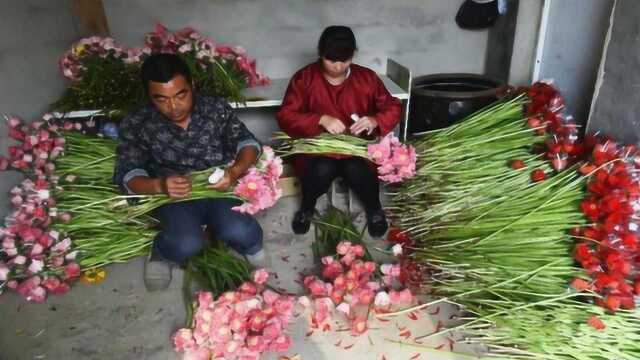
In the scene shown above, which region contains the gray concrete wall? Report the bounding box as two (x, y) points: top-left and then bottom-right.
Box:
(0, 1), (83, 219)
(535, 0), (614, 124)
(105, 0), (490, 78)
(588, 0), (640, 143)
(509, 0), (544, 85)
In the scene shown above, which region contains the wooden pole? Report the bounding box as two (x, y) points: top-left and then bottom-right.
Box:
(72, 0), (110, 36)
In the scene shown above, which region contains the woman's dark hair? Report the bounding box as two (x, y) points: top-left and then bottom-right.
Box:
(317, 25), (357, 62)
(140, 53), (192, 88)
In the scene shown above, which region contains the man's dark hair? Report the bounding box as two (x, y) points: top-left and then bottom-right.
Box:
(317, 25), (357, 62)
(140, 53), (192, 88)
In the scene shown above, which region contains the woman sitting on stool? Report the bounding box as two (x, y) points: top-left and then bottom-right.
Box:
(277, 25), (401, 237)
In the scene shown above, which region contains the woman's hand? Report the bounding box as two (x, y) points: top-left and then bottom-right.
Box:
(350, 116), (378, 136)
(319, 115), (346, 134)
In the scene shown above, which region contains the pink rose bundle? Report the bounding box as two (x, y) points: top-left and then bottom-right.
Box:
(302, 241), (415, 336)
(232, 146), (283, 215)
(173, 269), (296, 359)
(0, 178), (79, 302)
(367, 133), (417, 183)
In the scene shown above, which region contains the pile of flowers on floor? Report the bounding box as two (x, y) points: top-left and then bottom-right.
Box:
(302, 240), (414, 335)
(173, 269), (296, 359)
(0, 115), (283, 303)
(386, 81), (640, 358)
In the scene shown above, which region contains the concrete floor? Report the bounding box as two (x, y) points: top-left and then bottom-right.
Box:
(0, 192), (482, 360)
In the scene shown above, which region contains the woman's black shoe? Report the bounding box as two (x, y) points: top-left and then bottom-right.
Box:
(367, 209), (388, 238)
(292, 209), (314, 234)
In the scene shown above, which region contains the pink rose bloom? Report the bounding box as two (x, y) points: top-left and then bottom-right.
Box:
(6, 115), (21, 128)
(380, 264), (393, 276)
(262, 289), (279, 305)
(269, 334), (291, 352)
(0, 262), (9, 281)
(297, 296), (311, 308)
(367, 135), (392, 164)
(10, 195), (22, 207)
(321, 256), (334, 265)
(211, 325), (233, 343)
(27, 259), (44, 274)
(2, 237), (16, 250)
(274, 298), (294, 316)
(364, 261), (377, 274)
(29, 243), (44, 258)
(374, 291), (391, 309)
(221, 290), (241, 303)
(172, 328), (196, 352)
(351, 316), (368, 335)
(330, 290), (344, 304)
(50, 282), (70, 295)
(64, 262), (81, 280)
(391, 244), (403, 256)
(398, 288), (413, 304)
(194, 308), (214, 324)
(246, 335), (265, 352)
(51, 256), (65, 267)
(239, 281), (257, 295)
(336, 241), (352, 255)
(13, 255), (27, 265)
(192, 322), (211, 345)
(229, 315), (247, 333)
(340, 253), (355, 266)
(252, 268), (269, 285)
(351, 244), (365, 258)
(197, 291), (213, 307)
(26, 286), (46, 303)
(391, 264), (402, 278)
(336, 302), (350, 316)
(42, 276), (61, 291)
(308, 280), (328, 297)
(357, 289), (375, 305)
(382, 275), (394, 287)
(333, 275), (346, 290)
(322, 261), (343, 280)
(51, 237), (71, 253)
(262, 321), (282, 340)
(183, 348), (211, 360)
(366, 281), (381, 292)
(248, 311), (267, 332)
(212, 305), (234, 324)
(37, 234), (54, 248)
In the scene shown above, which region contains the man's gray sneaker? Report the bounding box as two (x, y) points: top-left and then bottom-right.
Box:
(143, 246), (172, 292)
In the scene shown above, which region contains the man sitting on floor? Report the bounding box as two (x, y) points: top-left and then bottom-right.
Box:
(113, 53), (267, 291)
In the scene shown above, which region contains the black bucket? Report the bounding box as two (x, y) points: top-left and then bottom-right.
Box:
(407, 73), (504, 135)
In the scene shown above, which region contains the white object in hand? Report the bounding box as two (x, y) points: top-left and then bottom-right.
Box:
(350, 113), (360, 122)
(208, 167), (226, 184)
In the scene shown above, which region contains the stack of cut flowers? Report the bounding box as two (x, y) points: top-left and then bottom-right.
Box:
(301, 240), (414, 336)
(173, 269), (296, 360)
(275, 132), (416, 184)
(54, 24), (269, 117)
(0, 115), (283, 302)
(384, 81), (640, 359)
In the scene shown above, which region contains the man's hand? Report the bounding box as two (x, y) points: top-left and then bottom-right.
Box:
(207, 167), (240, 191)
(319, 115), (346, 134)
(350, 116), (378, 136)
(162, 175), (192, 199)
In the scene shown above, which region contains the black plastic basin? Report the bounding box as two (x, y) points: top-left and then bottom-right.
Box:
(408, 73), (504, 135)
